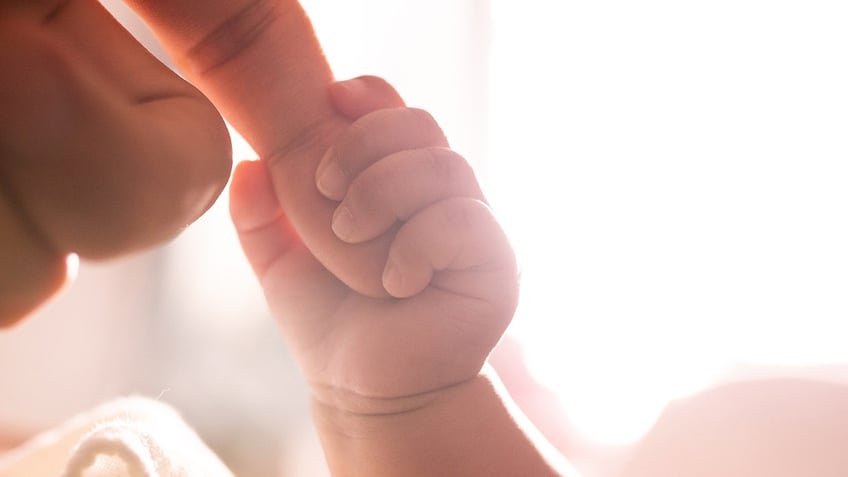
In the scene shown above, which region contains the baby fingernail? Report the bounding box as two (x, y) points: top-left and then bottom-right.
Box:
(382, 260), (402, 294)
(332, 206), (354, 240)
(335, 77), (366, 97)
(317, 162), (346, 199)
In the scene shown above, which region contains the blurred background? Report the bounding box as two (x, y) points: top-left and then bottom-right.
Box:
(1, 1), (847, 476)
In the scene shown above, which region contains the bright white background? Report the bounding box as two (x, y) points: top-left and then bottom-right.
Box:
(486, 0), (848, 445)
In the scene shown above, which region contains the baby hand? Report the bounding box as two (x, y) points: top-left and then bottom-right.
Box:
(231, 76), (519, 414)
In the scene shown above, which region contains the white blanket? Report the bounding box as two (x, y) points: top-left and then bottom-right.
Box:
(0, 397), (233, 477)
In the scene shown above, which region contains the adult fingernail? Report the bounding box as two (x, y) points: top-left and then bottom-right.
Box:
(331, 206), (354, 241)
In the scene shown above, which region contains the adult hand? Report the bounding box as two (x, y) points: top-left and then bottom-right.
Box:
(2, 0), (409, 325)
(0, 0), (232, 325)
(126, 0), (409, 299)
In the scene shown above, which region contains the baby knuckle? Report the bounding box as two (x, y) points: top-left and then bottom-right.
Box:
(344, 120), (375, 159)
(445, 150), (477, 186)
(437, 198), (478, 230)
(420, 147), (454, 182)
(408, 108), (447, 144)
(347, 174), (386, 213)
(425, 148), (476, 191)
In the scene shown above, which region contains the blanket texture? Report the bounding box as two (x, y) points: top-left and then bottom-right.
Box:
(0, 397), (233, 477)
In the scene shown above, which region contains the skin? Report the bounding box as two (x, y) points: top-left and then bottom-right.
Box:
(1, 0), (574, 474)
(0, 0), (232, 325)
(231, 76), (573, 476)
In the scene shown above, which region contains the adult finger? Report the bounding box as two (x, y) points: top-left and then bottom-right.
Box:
(124, 0), (338, 160)
(125, 0), (397, 297)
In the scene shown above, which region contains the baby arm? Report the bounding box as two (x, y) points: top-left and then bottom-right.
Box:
(231, 76), (575, 476)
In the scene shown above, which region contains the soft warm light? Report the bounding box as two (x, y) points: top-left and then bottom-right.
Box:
(65, 253), (80, 282)
(488, 0), (848, 445)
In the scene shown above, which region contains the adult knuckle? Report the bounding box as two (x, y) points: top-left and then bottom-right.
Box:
(184, 0), (279, 74)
